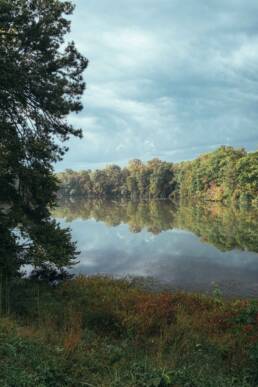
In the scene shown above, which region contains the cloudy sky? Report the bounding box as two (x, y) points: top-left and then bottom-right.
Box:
(57, 0), (258, 171)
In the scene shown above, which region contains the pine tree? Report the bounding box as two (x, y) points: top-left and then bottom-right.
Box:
(0, 0), (88, 275)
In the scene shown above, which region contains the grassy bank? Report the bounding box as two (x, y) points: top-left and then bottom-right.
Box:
(1, 276), (258, 386)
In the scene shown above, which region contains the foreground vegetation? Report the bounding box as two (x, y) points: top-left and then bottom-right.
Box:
(57, 146), (258, 207)
(1, 276), (258, 386)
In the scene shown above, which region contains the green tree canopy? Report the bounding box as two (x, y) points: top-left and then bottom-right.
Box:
(0, 0), (88, 277)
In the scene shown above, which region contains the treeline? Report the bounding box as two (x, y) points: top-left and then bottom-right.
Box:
(176, 146), (258, 206)
(58, 159), (176, 199)
(57, 146), (258, 206)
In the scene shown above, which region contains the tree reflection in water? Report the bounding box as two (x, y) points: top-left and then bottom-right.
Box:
(55, 198), (258, 253)
(1, 199), (258, 314)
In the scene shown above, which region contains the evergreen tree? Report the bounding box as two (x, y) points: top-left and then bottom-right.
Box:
(0, 0), (88, 275)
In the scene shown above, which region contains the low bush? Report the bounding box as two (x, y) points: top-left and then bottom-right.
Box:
(1, 276), (258, 386)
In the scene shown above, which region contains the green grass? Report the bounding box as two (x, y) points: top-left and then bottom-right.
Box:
(1, 276), (258, 386)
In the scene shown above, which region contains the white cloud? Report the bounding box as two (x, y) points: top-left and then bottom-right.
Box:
(56, 0), (258, 170)
(230, 39), (258, 69)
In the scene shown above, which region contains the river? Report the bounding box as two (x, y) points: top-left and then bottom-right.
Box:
(54, 198), (258, 297)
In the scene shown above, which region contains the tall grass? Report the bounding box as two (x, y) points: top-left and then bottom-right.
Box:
(1, 276), (258, 386)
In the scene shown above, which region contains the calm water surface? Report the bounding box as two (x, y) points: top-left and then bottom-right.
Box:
(55, 199), (258, 297)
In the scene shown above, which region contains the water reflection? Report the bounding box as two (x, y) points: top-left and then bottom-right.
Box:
(55, 198), (258, 253)
(54, 199), (258, 297)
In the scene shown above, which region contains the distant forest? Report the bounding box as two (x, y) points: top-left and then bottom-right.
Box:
(57, 146), (258, 206)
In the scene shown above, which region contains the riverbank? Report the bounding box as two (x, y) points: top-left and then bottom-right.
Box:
(1, 276), (258, 386)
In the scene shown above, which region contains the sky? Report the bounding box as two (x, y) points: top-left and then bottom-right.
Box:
(57, 0), (258, 171)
